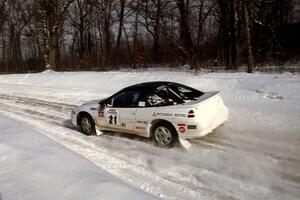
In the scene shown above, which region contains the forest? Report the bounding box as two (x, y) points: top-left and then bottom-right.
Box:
(0, 0), (299, 73)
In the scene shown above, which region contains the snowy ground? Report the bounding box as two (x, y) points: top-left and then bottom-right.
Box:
(0, 70), (299, 200)
(0, 116), (156, 200)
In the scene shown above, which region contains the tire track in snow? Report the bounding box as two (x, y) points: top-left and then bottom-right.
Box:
(2, 94), (299, 170)
(0, 94), (75, 111)
(191, 137), (300, 194)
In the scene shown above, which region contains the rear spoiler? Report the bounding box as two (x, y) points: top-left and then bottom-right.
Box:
(198, 91), (220, 102)
(183, 91), (220, 106)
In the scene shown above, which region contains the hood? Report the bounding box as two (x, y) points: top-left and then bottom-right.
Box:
(82, 99), (103, 106)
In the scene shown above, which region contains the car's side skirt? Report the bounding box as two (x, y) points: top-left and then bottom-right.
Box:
(96, 125), (151, 138)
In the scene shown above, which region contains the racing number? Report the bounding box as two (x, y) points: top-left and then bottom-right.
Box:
(109, 115), (117, 124)
(106, 109), (119, 125)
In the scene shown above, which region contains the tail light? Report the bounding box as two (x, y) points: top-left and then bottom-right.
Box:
(188, 110), (195, 118)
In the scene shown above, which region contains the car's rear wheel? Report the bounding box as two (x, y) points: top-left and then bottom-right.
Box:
(80, 114), (95, 135)
(153, 123), (178, 147)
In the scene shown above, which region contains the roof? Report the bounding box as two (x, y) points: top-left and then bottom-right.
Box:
(120, 81), (175, 92)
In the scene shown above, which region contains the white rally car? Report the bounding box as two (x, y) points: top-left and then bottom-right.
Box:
(71, 82), (228, 147)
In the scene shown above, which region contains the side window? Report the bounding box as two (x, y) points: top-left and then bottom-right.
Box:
(139, 91), (174, 107)
(146, 93), (164, 107)
(112, 91), (140, 108)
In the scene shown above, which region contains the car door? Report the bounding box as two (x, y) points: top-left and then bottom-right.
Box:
(103, 90), (140, 133)
(135, 89), (179, 136)
(134, 91), (161, 136)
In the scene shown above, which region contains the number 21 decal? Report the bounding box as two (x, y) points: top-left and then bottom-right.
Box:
(109, 115), (117, 124)
(106, 109), (119, 125)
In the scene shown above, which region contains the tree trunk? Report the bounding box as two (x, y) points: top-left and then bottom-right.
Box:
(152, 0), (162, 63)
(0, 0), (6, 32)
(48, 29), (59, 70)
(243, 0), (254, 73)
(79, 18), (85, 60)
(176, 0), (197, 68)
(197, 0), (205, 47)
(43, 0), (75, 71)
(104, 0), (112, 68)
(8, 25), (23, 72)
(97, 21), (104, 69)
(227, 0), (237, 70)
(46, 11), (60, 71)
(1, 32), (5, 60)
(123, 25), (132, 65)
(133, 10), (138, 68)
(115, 0), (125, 66)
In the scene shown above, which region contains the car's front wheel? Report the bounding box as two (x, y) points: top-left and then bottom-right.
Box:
(80, 114), (95, 135)
(153, 123), (178, 147)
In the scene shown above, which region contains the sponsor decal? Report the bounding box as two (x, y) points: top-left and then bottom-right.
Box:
(137, 121), (148, 124)
(152, 112), (173, 117)
(175, 114), (186, 118)
(138, 101), (146, 107)
(177, 123), (186, 134)
(98, 111), (104, 118)
(107, 109), (117, 114)
(187, 125), (197, 129)
(121, 123), (126, 127)
(90, 107), (97, 111)
(136, 125), (145, 130)
(179, 126), (186, 133)
(158, 113), (173, 117)
(157, 112), (173, 117)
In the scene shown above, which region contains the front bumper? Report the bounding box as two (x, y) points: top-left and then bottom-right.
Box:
(71, 111), (77, 126)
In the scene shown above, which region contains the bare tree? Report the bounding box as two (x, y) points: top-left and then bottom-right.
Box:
(0, 0), (298, 73)
(6, 0), (31, 72)
(114, 0), (126, 66)
(176, 0), (198, 68)
(37, 0), (75, 70)
(68, 0), (92, 63)
(242, 0), (254, 73)
(103, 0), (113, 67)
(0, 0), (6, 32)
(137, 0), (169, 63)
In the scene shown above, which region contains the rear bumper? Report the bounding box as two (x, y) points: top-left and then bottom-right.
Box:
(179, 107), (228, 139)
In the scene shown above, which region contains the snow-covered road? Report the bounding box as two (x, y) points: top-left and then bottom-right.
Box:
(0, 70), (299, 200)
(0, 115), (156, 200)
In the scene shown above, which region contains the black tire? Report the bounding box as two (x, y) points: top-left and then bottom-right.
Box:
(152, 122), (178, 148)
(79, 114), (96, 135)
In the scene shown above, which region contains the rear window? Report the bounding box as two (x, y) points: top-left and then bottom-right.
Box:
(168, 83), (203, 101)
